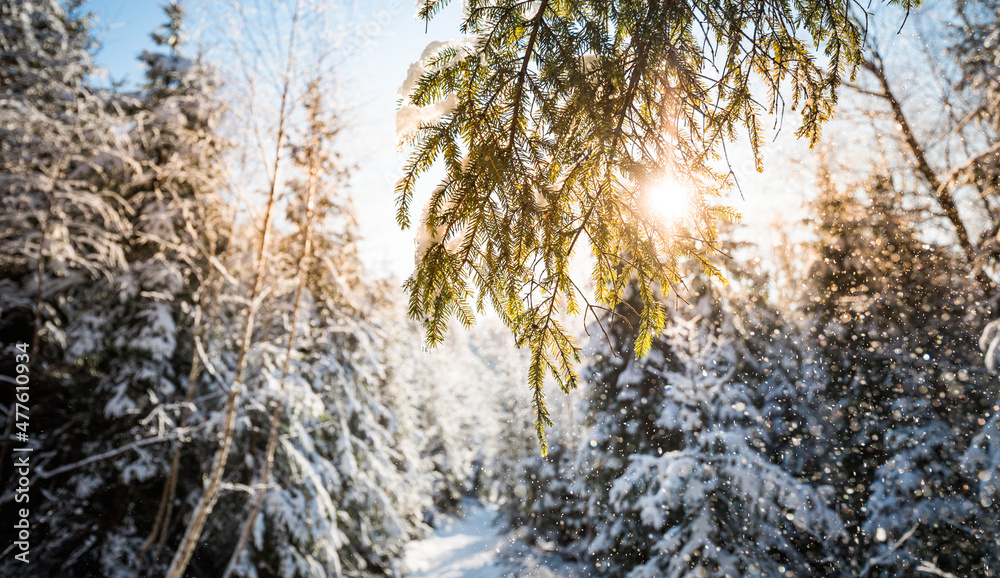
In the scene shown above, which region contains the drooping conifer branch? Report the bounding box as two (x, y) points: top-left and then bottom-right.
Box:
(399, 0), (916, 451)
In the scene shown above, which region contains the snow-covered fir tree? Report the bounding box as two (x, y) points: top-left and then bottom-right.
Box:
(582, 288), (840, 577)
(484, 342), (538, 511)
(575, 286), (676, 566)
(964, 385), (1000, 568)
(224, 245), (423, 577)
(804, 172), (997, 575)
(0, 3), (229, 576)
(0, 0), (128, 301)
(380, 320), (503, 517)
(0, 0), (128, 362)
(733, 267), (832, 485)
(380, 316), (474, 519)
(499, 435), (588, 551)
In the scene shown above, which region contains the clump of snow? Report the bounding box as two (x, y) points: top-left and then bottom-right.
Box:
(414, 186), (469, 263)
(128, 303), (178, 362)
(579, 53), (600, 73)
(445, 223), (468, 253)
(398, 38), (476, 98)
(397, 93), (458, 138)
(980, 318), (1000, 371)
(397, 37), (477, 138)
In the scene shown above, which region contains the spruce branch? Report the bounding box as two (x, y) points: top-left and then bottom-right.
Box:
(399, 0), (920, 452)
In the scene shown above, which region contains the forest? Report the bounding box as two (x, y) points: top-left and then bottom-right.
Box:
(2, 0), (1000, 576)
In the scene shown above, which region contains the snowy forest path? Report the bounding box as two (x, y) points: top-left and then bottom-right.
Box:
(402, 500), (509, 578)
(401, 499), (593, 577)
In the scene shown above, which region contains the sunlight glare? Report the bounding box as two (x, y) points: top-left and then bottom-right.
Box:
(644, 176), (694, 228)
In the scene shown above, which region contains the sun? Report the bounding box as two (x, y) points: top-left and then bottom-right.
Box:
(643, 176), (694, 228)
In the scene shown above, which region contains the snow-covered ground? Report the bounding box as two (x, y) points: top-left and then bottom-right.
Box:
(402, 500), (593, 578)
(402, 500), (508, 578)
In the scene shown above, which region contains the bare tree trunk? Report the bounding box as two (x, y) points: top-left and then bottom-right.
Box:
(165, 3), (303, 576)
(862, 55), (994, 296)
(148, 202), (236, 566)
(222, 79), (325, 578)
(136, 309), (202, 566)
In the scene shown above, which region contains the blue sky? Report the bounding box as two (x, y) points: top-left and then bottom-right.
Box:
(85, 0), (463, 279)
(82, 0), (834, 281)
(88, 0), (164, 86)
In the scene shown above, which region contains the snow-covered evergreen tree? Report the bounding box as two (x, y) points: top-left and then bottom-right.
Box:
(964, 391), (1000, 567)
(864, 415), (999, 576)
(584, 290), (840, 576)
(0, 0), (127, 357)
(575, 286), (676, 563)
(382, 316), (539, 523)
(0, 0), (127, 285)
(730, 268), (831, 484)
(485, 345), (538, 509)
(491, 344), (586, 549)
(0, 3), (229, 576)
(380, 317), (473, 520)
(230, 263), (420, 577)
(804, 172), (996, 575)
(499, 436), (588, 550)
